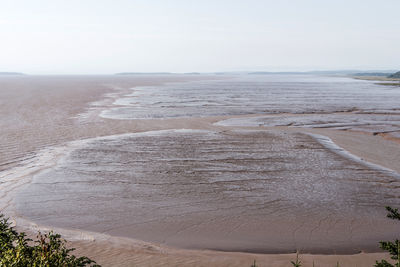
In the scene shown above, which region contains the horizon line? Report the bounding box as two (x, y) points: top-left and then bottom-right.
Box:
(1, 69), (399, 76)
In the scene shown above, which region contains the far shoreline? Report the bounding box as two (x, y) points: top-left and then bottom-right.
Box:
(351, 75), (400, 86)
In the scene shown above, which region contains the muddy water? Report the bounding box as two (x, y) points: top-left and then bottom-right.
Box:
(15, 129), (400, 253)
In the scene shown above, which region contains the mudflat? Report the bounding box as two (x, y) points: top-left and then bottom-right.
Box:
(1, 75), (399, 266)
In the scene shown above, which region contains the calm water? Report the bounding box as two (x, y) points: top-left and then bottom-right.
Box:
(101, 75), (400, 119)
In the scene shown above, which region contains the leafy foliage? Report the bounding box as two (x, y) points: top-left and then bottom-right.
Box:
(0, 214), (99, 266)
(376, 259), (397, 267)
(375, 207), (400, 267)
(291, 251), (302, 267)
(386, 207), (400, 221)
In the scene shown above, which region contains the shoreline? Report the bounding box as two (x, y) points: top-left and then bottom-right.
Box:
(351, 75), (400, 87)
(1, 75), (399, 266)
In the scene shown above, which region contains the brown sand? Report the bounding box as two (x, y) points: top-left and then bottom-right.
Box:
(0, 75), (399, 266)
(0, 75), (221, 172)
(249, 124), (400, 174)
(71, 238), (391, 267)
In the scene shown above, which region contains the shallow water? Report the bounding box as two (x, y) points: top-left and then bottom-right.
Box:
(101, 75), (400, 120)
(5, 75), (400, 254)
(216, 112), (400, 134)
(15, 129), (400, 253)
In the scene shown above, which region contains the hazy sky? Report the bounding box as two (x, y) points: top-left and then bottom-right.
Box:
(1, 0), (399, 74)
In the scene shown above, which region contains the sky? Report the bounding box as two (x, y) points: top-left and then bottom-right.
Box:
(0, 0), (399, 74)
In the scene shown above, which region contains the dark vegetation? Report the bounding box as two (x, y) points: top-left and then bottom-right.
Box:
(388, 72), (400, 79)
(0, 214), (99, 266)
(375, 207), (400, 267)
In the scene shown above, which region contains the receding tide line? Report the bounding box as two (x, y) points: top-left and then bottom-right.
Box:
(305, 132), (400, 180)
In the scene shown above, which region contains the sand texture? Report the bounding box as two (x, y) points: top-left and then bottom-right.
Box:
(1, 75), (399, 266)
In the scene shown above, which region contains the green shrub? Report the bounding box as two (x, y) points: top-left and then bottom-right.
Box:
(375, 207), (400, 267)
(0, 214), (99, 266)
(291, 251), (302, 267)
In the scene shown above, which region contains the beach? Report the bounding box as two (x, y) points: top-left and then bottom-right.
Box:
(1, 74), (400, 266)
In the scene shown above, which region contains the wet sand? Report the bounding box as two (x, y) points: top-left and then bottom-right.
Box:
(0, 75), (229, 171)
(11, 128), (400, 254)
(1, 75), (399, 266)
(217, 114), (400, 173)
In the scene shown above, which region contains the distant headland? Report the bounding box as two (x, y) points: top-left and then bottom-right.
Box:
(0, 72), (25, 75)
(351, 70), (400, 86)
(115, 72), (173, 75)
(388, 71), (400, 78)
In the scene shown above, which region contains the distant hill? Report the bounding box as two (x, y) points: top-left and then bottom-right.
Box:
(247, 70), (400, 76)
(115, 72), (173, 75)
(388, 71), (400, 78)
(0, 72), (24, 75)
(354, 72), (393, 77)
(249, 71), (310, 75)
(214, 72), (228, 75)
(248, 71), (361, 75)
